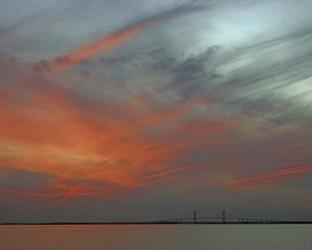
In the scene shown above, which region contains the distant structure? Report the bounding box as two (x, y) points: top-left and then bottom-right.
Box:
(193, 210), (197, 223)
(222, 210), (226, 223)
(142, 209), (293, 224)
(4, 209), (308, 225)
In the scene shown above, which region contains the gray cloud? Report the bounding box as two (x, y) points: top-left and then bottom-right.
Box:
(0, 168), (52, 189)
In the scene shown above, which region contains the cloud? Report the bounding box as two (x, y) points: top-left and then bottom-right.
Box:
(0, 63), (233, 201)
(220, 166), (312, 190)
(31, 1), (205, 77)
(0, 0), (312, 222)
(0, 168), (52, 189)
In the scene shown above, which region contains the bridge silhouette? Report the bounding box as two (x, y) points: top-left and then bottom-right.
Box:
(144, 210), (287, 224)
(2, 209), (309, 225)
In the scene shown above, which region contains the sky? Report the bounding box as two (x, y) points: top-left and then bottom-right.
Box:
(0, 0), (311, 223)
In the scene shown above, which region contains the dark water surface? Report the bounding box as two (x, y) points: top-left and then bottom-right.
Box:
(0, 224), (311, 250)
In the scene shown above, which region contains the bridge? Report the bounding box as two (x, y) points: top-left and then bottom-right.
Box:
(2, 209), (307, 225)
(146, 210), (286, 224)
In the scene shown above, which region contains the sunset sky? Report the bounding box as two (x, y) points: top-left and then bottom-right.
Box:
(0, 0), (311, 222)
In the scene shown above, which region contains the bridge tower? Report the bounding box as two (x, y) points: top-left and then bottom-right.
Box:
(222, 210), (226, 223)
(193, 210), (197, 223)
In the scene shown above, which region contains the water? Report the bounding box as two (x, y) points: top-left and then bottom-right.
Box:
(0, 224), (311, 250)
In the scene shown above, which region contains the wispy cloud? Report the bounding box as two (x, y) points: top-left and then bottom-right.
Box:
(0, 0), (312, 221)
(220, 166), (312, 190)
(33, 2), (205, 77)
(0, 73), (232, 201)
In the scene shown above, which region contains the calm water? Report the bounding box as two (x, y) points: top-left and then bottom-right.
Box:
(0, 224), (311, 250)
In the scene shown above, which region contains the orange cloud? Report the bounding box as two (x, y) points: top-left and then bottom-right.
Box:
(0, 6), (233, 201)
(220, 166), (312, 190)
(0, 79), (233, 202)
(47, 23), (145, 76)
